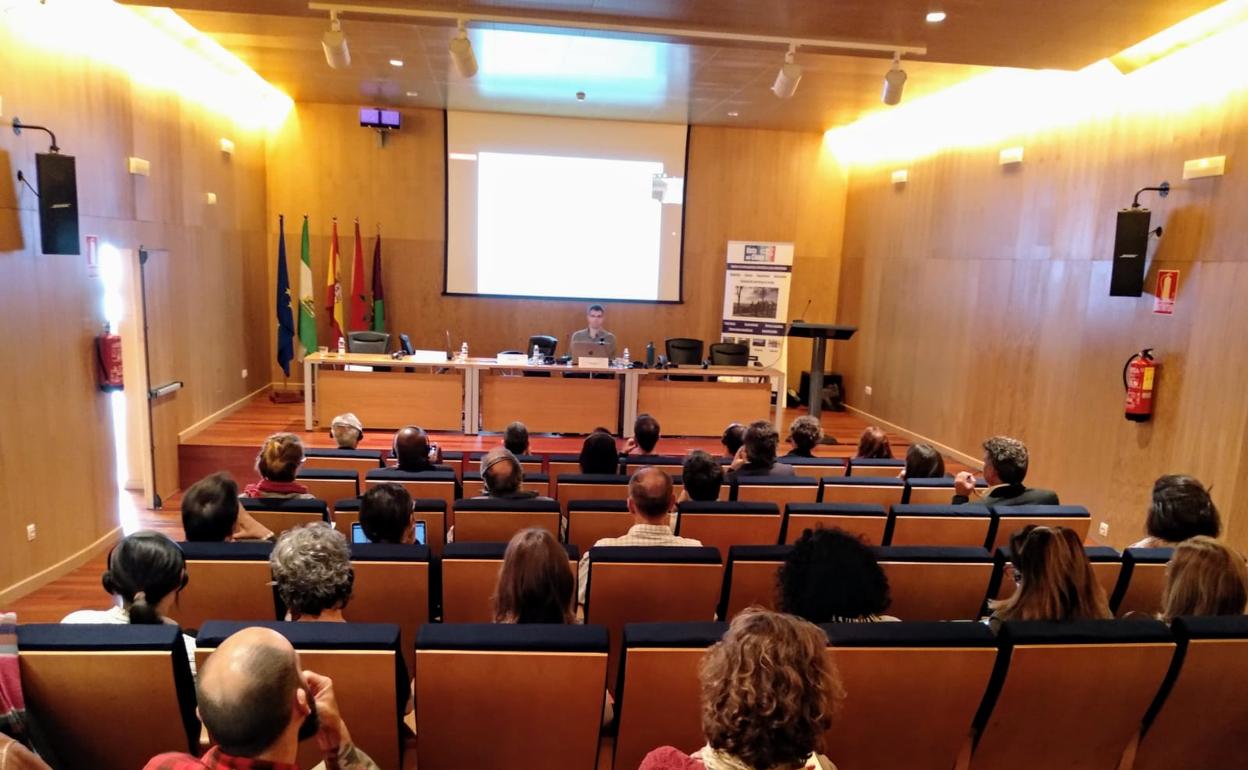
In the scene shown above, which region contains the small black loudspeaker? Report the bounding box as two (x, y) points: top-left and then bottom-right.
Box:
(1110, 208), (1151, 297)
(36, 153), (80, 255)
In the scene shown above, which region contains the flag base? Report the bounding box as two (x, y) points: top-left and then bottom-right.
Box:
(268, 386), (304, 404)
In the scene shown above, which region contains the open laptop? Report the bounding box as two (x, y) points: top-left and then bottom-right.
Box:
(569, 337), (612, 360)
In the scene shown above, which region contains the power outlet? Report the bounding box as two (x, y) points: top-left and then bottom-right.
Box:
(1098, 521), (1109, 538)
(864, 385), (873, 396)
(26, 523), (36, 541)
(241, 368), (248, 379)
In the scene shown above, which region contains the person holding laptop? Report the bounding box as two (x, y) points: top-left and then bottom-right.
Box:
(569, 304), (617, 359)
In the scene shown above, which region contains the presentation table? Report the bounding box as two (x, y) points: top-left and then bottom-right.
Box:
(304, 353), (785, 436)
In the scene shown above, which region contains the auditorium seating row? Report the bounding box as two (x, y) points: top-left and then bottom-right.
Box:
(18, 615), (1247, 770)
(294, 464), (983, 514)
(303, 447), (915, 479)
(245, 494), (1086, 555)
(174, 539), (1175, 683)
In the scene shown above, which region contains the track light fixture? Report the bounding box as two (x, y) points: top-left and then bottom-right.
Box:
(771, 43), (802, 99)
(882, 52), (907, 105)
(322, 10), (350, 69)
(449, 19), (478, 78)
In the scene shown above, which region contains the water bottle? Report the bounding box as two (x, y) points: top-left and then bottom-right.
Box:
(336, 336), (346, 356)
(460, 342), (469, 362)
(532, 344), (541, 365)
(645, 341), (655, 369)
(622, 347), (631, 367)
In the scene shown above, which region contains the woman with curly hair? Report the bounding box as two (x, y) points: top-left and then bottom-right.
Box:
(242, 432), (314, 499)
(779, 528), (898, 623)
(270, 524), (354, 622)
(640, 608), (842, 770)
(785, 416), (824, 458)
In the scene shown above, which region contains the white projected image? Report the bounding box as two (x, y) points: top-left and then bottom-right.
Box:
(476, 152), (664, 300)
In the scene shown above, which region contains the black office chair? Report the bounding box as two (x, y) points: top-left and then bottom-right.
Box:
(347, 331), (390, 354)
(665, 338), (704, 366)
(709, 342), (749, 366)
(528, 335), (558, 358)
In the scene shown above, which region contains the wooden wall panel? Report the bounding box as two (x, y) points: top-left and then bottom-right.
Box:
(264, 105), (846, 391)
(835, 86), (1248, 551)
(0, 16), (270, 600)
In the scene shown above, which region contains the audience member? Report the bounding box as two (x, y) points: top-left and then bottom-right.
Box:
(622, 413), (663, 462)
(477, 448), (552, 500)
(503, 421), (530, 455)
(578, 467), (701, 604)
(679, 450), (724, 503)
(779, 528), (898, 623)
(358, 483), (416, 544)
(270, 525), (354, 622)
(900, 443), (946, 479)
(785, 416), (824, 458)
(640, 609), (842, 770)
(855, 426), (892, 459)
(721, 422), (746, 459)
(243, 433), (314, 499)
(1160, 536), (1248, 620)
(1131, 474), (1222, 548)
(392, 426), (450, 472)
(143, 626), (378, 769)
(728, 421), (796, 479)
(62, 531), (196, 673)
(493, 528), (574, 624)
(181, 472), (274, 542)
(329, 413), (363, 450)
(578, 430), (621, 474)
(953, 436), (1058, 506)
(988, 525), (1110, 629)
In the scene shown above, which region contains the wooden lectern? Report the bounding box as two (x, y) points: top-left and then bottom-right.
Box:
(787, 322), (857, 419)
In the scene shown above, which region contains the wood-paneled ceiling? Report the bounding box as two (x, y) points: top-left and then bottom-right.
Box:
(131, 0), (1221, 131)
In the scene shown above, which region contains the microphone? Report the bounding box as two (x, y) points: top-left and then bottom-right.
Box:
(794, 299), (813, 323)
(445, 330), (452, 355)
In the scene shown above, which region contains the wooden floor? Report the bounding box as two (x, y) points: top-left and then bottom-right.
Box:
(7, 392), (962, 623)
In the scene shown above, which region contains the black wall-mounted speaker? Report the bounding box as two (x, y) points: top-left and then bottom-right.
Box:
(35, 153), (80, 255)
(1110, 208), (1151, 297)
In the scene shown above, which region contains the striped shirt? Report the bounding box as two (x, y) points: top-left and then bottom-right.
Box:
(577, 524), (702, 605)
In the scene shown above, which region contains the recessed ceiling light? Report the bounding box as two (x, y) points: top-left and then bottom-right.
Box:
(925, 11), (947, 22)
(575, 91), (586, 101)
(389, 58), (404, 67)
(727, 111), (739, 117)
(405, 91), (419, 97)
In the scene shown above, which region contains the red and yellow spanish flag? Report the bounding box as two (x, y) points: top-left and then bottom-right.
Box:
(325, 218), (345, 346)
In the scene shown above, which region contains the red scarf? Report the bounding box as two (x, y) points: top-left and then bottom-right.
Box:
(242, 479), (309, 497)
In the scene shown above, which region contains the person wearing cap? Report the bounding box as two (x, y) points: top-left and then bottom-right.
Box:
(330, 413), (364, 449)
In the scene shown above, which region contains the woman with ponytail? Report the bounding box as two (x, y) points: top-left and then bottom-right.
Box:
(62, 531), (197, 673)
(241, 432), (314, 499)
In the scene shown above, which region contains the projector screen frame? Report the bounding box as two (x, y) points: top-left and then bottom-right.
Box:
(440, 111), (690, 305)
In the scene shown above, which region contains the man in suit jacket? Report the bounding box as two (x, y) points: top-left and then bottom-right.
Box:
(953, 435), (1059, 506)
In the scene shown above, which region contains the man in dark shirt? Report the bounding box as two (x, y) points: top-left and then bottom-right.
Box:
(181, 472), (274, 542)
(359, 483), (418, 544)
(727, 420), (797, 480)
(477, 448), (552, 501)
(679, 450), (724, 502)
(391, 425), (462, 497)
(622, 413), (665, 467)
(952, 435), (1059, 506)
(503, 421), (530, 456)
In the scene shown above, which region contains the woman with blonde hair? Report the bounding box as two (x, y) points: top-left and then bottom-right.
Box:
(640, 609), (842, 770)
(854, 427), (892, 460)
(989, 525), (1110, 629)
(492, 528), (575, 624)
(242, 432), (314, 498)
(1161, 536), (1248, 620)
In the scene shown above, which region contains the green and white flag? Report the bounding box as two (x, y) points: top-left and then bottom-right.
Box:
(297, 215), (317, 355)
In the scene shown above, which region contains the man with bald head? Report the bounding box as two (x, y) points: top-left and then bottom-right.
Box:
(144, 627), (378, 770)
(576, 466), (702, 605)
(391, 425), (461, 497)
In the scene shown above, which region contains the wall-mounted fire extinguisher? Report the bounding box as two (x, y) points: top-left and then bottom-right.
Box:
(95, 323), (124, 392)
(1123, 348), (1157, 422)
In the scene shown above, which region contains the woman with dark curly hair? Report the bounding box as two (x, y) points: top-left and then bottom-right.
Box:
(778, 528), (898, 623)
(270, 524), (355, 622)
(640, 608), (842, 770)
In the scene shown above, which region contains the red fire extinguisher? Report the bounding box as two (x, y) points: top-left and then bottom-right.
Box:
(1123, 348), (1157, 422)
(95, 323), (124, 392)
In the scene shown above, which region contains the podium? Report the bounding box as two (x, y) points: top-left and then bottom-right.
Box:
(787, 322), (857, 419)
